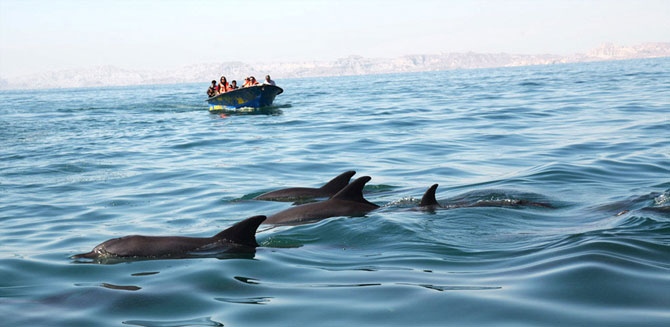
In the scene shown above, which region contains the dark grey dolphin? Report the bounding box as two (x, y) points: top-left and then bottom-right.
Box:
(263, 176), (379, 225)
(418, 184), (554, 209)
(419, 184), (441, 208)
(254, 171), (356, 201)
(72, 215), (266, 259)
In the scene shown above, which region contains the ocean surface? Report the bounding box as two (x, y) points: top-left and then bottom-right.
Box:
(1, 58), (669, 326)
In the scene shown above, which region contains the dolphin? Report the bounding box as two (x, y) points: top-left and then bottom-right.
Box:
(72, 215), (266, 259)
(418, 184), (554, 209)
(419, 184), (441, 208)
(263, 176), (379, 225)
(254, 171), (356, 201)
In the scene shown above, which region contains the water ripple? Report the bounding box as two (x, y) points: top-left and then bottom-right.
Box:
(1, 58), (669, 326)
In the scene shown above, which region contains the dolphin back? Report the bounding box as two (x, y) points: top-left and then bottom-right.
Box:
(214, 215), (266, 247)
(320, 171), (356, 195)
(331, 176), (379, 207)
(419, 184), (440, 206)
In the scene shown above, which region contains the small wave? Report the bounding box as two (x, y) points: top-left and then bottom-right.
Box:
(215, 296), (272, 305)
(58, 106), (106, 112)
(519, 81), (544, 87)
(147, 105), (204, 113)
(397, 282), (502, 291)
(614, 215), (669, 230)
(654, 191), (670, 206)
(363, 184), (398, 193)
(130, 271), (159, 276)
(74, 282), (141, 291)
(170, 139), (231, 149)
(591, 191), (670, 217)
(208, 107), (283, 116)
(640, 206), (670, 216)
(443, 189), (556, 209)
(122, 317), (223, 327)
(385, 196), (419, 207)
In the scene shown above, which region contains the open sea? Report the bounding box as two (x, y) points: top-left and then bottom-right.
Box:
(1, 58), (669, 326)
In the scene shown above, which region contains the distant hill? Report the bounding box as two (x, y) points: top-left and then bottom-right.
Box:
(1, 42), (668, 90)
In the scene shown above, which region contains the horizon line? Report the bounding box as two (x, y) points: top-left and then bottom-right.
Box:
(3, 57), (669, 92)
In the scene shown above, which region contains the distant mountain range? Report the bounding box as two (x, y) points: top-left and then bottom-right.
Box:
(1, 42), (668, 90)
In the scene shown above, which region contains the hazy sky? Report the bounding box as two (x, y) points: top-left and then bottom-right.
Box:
(1, 0), (668, 77)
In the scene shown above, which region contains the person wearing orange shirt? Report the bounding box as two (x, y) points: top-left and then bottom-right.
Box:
(249, 76), (260, 86)
(218, 76), (230, 94)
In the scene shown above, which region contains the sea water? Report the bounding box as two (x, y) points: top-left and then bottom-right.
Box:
(1, 58), (669, 326)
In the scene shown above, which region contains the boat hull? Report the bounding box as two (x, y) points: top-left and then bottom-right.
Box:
(207, 85), (283, 111)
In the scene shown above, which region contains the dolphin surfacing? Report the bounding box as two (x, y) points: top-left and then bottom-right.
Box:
(263, 176), (379, 225)
(254, 171), (356, 201)
(419, 184), (440, 207)
(417, 184), (554, 210)
(72, 215), (266, 259)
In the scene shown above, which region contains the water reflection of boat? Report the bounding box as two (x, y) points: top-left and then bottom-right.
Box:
(206, 85), (283, 111)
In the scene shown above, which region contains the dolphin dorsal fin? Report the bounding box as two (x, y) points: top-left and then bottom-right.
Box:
(331, 176), (374, 203)
(419, 184), (439, 206)
(214, 215), (266, 247)
(320, 171), (356, 194)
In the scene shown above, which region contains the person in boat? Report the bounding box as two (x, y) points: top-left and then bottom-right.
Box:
(207, 80), (218, 97)
(242, 77), (252, 87)
(249, 76), (260, 86)
(263, 75), (276, 86)
(229, 80), (239, 90)
(218, 76), (230, 94)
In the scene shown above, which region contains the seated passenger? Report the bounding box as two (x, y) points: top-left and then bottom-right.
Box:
(249, 76), (260, 86)
(229, 80), (239, 90)
(263, 75), (276, 86)
(207, 80), (218, 97)
(242, 77), (252, 87)
(218, 76), (230, 93)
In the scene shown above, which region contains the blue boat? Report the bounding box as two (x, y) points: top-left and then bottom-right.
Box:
(206, 85), (283, 111)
